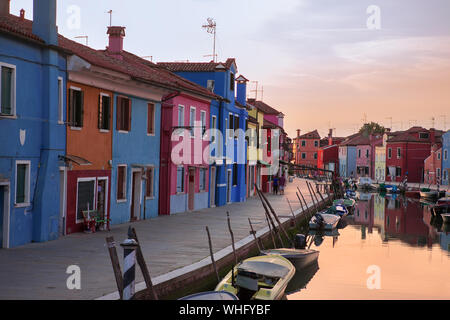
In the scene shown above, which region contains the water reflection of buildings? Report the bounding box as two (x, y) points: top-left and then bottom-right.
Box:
(351, 194), (442, 249)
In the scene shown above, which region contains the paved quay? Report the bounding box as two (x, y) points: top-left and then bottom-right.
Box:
(0, 178), (324, 300)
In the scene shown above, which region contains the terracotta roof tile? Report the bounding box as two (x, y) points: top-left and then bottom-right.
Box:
(247, 99), (281, 116)
(157, 59), (236, 72)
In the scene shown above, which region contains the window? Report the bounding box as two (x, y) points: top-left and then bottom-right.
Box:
(234, 115), (239, 139)
(0, 63), (15, 116)
(444, 170), (448, 181)
(15, 161), (30, 205)
(437, 168), (441, 181)
(396, 167), (402, 177)
(230, 73), (235, 91)
(147, 103), (155, 135)
(358, 149), (361, 158)
(301, 140), (306, 147)
(98, 94), (111, 130)
(229, 113), (234, 138)
(366, 150), (369, 158)
(314, 153), (318, 160)
(207, 80), (215, 92)
(68, 87), (84, 127)
(314, 141), (318, 148)
(211, 116), (217, 143)
(177, 105), (185, 135)
(176, 166), (185, 193)
(419, 132), (429, 139)
(444, 149), (448, 160)
(233, 163), (238, 186)
(437, 152), (441, 160)
(145, 167), (154, 198)
(199, 168), (206, 191)
(388, 148), (392, 159)
(200, 111), (206, 136)
(189, 107), (196, 137)
(397, 148), (401, 159)
(58, 77), (63, 123)
(302, 153), (306, 159)
(117, 165), (127, 201)
(116, 96), (131, 132)
(76, 179), (95, 221)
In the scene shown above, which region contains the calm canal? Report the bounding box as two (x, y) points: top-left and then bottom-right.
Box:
(288, 193), (450, 300)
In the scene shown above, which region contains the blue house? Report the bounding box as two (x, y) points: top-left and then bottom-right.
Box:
(158, 59), (249, 207)
(442, 131), (450, 185)
(339, 144), (357, 179)
(0, 0), (67, 248)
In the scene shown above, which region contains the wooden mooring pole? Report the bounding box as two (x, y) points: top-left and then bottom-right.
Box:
(226, 212), (238, 266)
(296, 187), (310, 214)
(248, 218), (263, 251)
(106, 236), (123, 300)
(205, 226), (220, 282)
(256, 186), (284, 247)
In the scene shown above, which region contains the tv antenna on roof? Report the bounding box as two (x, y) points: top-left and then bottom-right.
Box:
(75, 35), (88, 46)
(250, 81), (263, 101)
(202, 18), (217, 62)
(106, 10), (113, 27)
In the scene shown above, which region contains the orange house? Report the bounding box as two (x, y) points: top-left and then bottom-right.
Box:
(65, 81), (113, 234)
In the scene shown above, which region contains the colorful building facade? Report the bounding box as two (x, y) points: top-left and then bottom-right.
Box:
(442, 131), (450, 185)
(424, 145), (442, 185)
(293, 130), (321, 168)
(0, 1), (67, 248)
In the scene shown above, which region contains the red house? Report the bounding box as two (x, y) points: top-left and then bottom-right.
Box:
(386, 127), (444, 183)
(317, 130), (344, 174)
(293, 129), (321, 168)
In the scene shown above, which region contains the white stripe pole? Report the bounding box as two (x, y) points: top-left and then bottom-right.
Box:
(121, 236), (139, 300)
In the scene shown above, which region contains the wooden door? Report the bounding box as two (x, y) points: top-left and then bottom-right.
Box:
(210, 167), (216, 207)
(131, 172), (141, 221)
(188, 168), (195, 211)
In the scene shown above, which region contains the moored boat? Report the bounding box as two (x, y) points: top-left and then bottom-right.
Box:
(356, 177), (375, 190)
(179, 291), (238, 300)
(437, 197), (450, 206)
(215, 255), (295, 300)
(260, 248), (319, 271)
(405, 190), (421, 199)
(420, 189), (439, 200)
(441, 213), (450, 224)
(309, 213), (340, 230)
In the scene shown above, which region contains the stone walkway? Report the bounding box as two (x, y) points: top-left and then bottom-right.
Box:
(0, 178), (321, 300)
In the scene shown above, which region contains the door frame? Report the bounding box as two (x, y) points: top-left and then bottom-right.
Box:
(97, 176), (109, 222)
(188, 167), (196, 211)
(227, 169), (232, 203)
(130, 169), (143, 221)
(75, 177), (97, 224)
(0, 181), (10, 249)
(59, 167), (67, 237)
(210, 166), (216, 208)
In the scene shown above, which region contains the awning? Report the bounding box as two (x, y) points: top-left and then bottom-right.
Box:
(59, 155), (92, 166)
(257, 160), (271, 167)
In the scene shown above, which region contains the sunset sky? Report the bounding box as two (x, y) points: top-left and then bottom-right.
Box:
(11, 0), (450, 138)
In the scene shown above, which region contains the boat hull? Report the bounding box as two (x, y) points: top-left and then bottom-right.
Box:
(260, 249), (319, 270)
(441, 214), (450, 224)
(420, 191), (438, 199)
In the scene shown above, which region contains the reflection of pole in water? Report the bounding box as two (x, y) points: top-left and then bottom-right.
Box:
(361, 225), (366, 240)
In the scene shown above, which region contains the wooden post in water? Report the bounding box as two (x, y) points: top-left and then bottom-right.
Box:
(256, 187), (293, 248)
(306, 181), (319, 213)
(307, 180), (321, 207)
(227, 212), (238, 266)
(296, 191), (306, 214)
(129, 227), (158, 300)
(265, 211), (277, 249)
(206, 226), (220, 282)
(297, 187), (310, 214)
(106, 236), (123, 300)
(314, 182), (326, 204)
(256, 186), (284, 247)
(286, 198), (297, 226)
(248, 218), (264, 251)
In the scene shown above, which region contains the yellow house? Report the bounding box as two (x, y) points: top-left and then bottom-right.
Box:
(246, 101), (265, 197)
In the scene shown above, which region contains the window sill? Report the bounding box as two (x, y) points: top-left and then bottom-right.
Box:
(145, 196), (155, 200)
(116, 199), (127, 203)
(70, 126), (82, 131)
(118, 130), (130, 134)
(0, 114), (17, 119)
(147, 133), (155, 137)
(176, 192), (185, 195)
(99, 129), (110, 133)
(15, 202), (31, 208)
(58, 121), (64, 125)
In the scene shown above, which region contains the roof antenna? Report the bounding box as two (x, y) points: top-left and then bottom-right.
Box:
(75, 35), (88, 46)
(250, 81), (259, 101)
(106, 10), (113, 27)
(202, 18), (217, 62)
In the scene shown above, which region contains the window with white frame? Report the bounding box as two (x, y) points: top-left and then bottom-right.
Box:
(189, 107), (196, 137)
(437, 152), (441, 160)
(76, 178), (96, 221)
(99, 94), (111, 130)
(444, 149), (448, 160)
(199, 168), (206, 191)
(176, 166), (185, 193)
(0, 63), (16, 116)
(200, 110), (206, 136)
(58, 77), (64, 124)
(68, 87), (84, 128)
(116, 165), (127, 201)
(15, 161), (30, 206)
(211, 115), (217, 143)
(177, 105), (185, 135)
(388, 148), (392, 159)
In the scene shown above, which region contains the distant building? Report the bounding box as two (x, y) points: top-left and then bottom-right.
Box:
(386, 127), (444, 183)
(338, 133), (360, 178)
(442, 131), (450, 185)
(293, 129), (321, 168)
(424, 145), (442, 185)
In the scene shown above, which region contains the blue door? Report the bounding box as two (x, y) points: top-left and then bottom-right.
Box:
(0, 186), (4, 248)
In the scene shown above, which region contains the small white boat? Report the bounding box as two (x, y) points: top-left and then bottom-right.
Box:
(309, 213), (340, 230)
(420, 190), (439, 199)
(260, 248), (319, 270)
(179, 291), (238, 300)
(357, 177), (375, 190)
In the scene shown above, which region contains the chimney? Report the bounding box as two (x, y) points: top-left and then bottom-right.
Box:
(297, 129), (301, 138)
(32, 0), (58, 45)
(430, 128), (436, 144)
(236, 75), (249, 106)
(107, 26), (126, 60)
(0, 0), (10, 16)
(20, 8), (24, 20)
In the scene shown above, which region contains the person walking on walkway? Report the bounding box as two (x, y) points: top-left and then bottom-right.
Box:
(279, 175), (286, 195)
(273, 175), (279, 195)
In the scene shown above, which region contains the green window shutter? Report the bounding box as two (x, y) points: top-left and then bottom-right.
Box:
(16, 164), (26, 203)
(1, 67), (13, 115)
(98, 94), (102, 129)
(105, 96), (111, 130)
(79, 90), (84, 127)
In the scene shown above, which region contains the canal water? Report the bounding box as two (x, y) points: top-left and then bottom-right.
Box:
(287, 193), (450, 300)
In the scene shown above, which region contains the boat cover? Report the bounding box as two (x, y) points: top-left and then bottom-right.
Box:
(238, 260), (290, 278)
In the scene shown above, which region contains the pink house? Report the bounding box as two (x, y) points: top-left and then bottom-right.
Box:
(424, 144), (442, 185)
(355, 134), (383, 178)
(159, 93), (215, 215)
